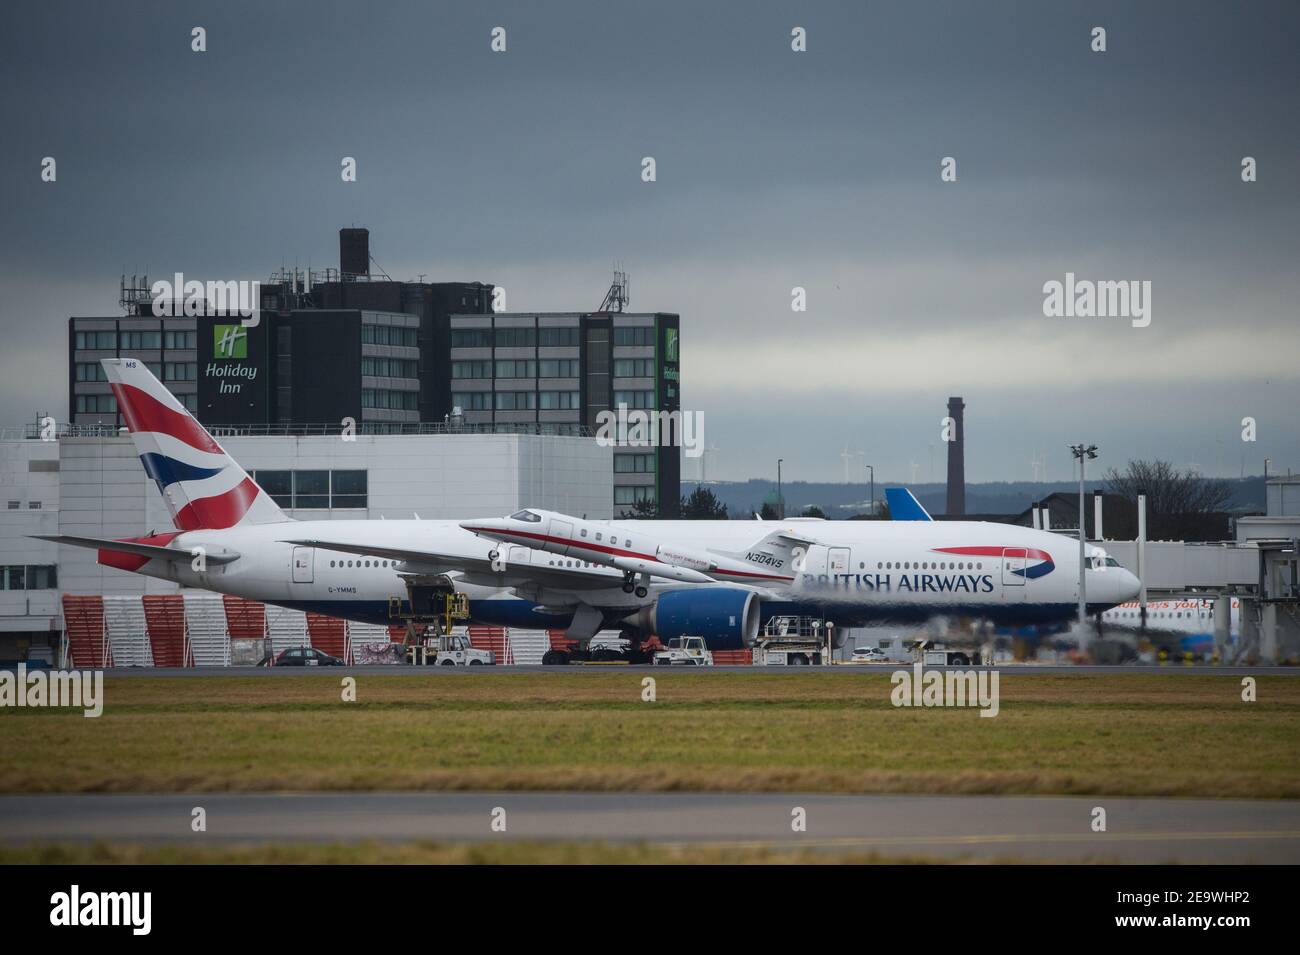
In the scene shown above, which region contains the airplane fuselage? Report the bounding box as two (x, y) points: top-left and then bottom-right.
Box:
(121, 516), (1137, 636)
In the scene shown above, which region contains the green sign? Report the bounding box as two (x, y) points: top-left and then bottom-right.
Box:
(213, 324), (248, 359)
(664, 327), (679, 363)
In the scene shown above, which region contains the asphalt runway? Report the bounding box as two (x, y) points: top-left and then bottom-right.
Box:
(2, 792), (1296, 862)
(11, 664), (1296, 678)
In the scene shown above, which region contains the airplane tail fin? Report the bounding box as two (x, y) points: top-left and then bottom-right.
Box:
(884, 487), (933, 521)
(102, 358), (290, 530)
(724, 528), (821, 572)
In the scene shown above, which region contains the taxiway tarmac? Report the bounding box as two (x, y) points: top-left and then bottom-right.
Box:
(2, 792), (1297, 863)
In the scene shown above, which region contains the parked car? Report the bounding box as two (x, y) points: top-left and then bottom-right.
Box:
(272, 647), (345, 667)
(850, 646), (888, 663)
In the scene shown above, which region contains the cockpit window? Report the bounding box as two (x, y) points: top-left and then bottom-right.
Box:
(509, 510), (542, 523)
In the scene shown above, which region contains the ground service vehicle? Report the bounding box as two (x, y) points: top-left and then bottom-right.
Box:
(921, 645), (978, 666)
(653, 636), (714, 666)
(753, 616), (830, 666)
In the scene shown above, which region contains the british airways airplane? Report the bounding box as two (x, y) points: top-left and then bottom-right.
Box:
(37, 359), (1141, 660)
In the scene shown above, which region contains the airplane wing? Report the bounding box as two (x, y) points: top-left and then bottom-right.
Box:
(884, 487), (933, 521)
(30, 534), (241, 564)
(281, 538), (646, 591)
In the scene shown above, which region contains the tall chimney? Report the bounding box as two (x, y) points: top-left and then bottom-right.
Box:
(339, 227), (370, 278)
(945, 396), (966, 516)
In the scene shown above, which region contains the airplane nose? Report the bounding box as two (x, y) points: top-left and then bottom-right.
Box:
(1120, 569), (1141, 601)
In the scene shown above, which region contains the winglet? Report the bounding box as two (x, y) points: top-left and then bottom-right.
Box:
(884, 487), (932, 521)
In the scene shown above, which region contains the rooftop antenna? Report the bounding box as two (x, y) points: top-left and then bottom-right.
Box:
(368, 253), (392, 281)
(598, 264), (630, 313)
(119, 272), (151, 314)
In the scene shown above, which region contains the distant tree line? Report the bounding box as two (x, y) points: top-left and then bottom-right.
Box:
(1103, 459), (1233, 540)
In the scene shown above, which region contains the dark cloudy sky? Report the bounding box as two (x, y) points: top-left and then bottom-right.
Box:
(3, 0), (1297, 484)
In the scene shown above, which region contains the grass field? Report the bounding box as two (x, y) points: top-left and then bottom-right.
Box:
(2, 671), (1297, 798)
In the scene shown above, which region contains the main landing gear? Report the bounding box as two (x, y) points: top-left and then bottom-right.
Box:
(541, 630), (653, 666)
(620, 571), (648, 599)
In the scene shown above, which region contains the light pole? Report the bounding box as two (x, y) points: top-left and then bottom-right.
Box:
(777, 458), (784, 520)
(1070, 443), (1098, 628)
(864, 464), (875, 517)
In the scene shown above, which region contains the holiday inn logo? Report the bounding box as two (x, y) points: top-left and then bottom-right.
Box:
(213, 324), (248, 359)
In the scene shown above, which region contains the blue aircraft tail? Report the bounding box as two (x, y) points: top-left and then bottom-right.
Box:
(884, 487), (932, 521)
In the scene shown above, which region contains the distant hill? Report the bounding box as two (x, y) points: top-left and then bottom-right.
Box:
(683, 477), (1268, 519)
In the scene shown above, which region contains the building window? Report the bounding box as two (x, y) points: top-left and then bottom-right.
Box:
(538, 391), (581, 410)
(362, 357), (419, 378)
(613, 327), (654, 347)
(163, 330), (197, 350)
(450, 328), (493, 348)
(164, 362), (197, 381)
(76, 362), (108, 382)
(537, 327), (580, 347)
(494, 327), (536, 348)
(25, 565), (57, 590)
(75, 394), (118, 414)
(614, 486), (655, 506)
(494, 392), (536, 411)
(251, 469), (369, 510)
(6, 502), (17, 510)
(451, 360), (492, 379)
(494, 359), (536, 378)
(450, 392), (492, 411)
(254, 470), (292, 507)
(181, 393), (198, 413)
(613, 390), (656, 409)
(27, 501), (41, 509)
(538, 358), (579, 378)
(0, 565), (54, 589)
(74, 330), (117, 350)
(361, 324), (418, 347)
(294, 470), (329, 509)
(613, 358), (655, 377)
(331, 470), (367, 509)
(614, 453), (655, 473)
(361, 389), (418, 410)
(119, 330), (162, 349)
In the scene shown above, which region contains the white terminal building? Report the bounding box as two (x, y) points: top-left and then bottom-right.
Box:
(0, 426), (611, 662)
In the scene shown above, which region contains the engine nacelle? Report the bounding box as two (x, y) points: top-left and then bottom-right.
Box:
(625, 588), (762, 650)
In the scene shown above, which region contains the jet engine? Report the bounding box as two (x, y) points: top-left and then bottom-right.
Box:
(623, 588), (762, 650)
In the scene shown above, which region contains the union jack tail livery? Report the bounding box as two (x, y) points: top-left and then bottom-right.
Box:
(103, 358), (289, 531)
